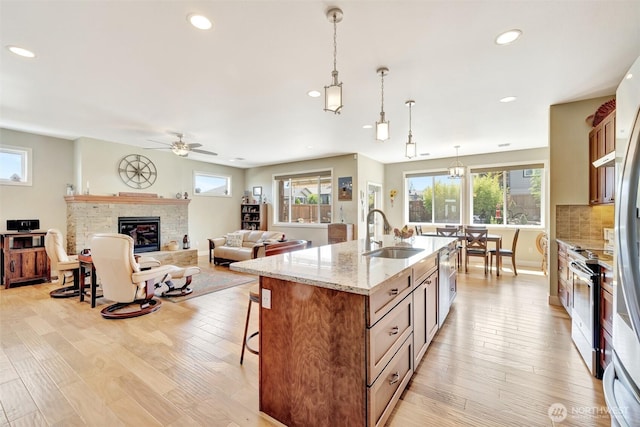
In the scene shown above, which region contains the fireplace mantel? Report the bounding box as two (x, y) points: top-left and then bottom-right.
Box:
(65, 195), (189, 254)
(64, 195), (190, 205)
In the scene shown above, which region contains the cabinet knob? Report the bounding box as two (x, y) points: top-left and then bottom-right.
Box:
(389, 288), (399, 296)
(389, 326), (399, 336)
(389, 372), (400, 385)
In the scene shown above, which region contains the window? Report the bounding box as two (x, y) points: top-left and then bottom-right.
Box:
(193, 171), (231, 197)
(470, 164), (543, 226)
(406, 172), (461, 224)
(275, 170), (332, 224)
(0, 145), (32, 186)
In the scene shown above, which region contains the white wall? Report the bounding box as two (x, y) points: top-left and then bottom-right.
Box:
(0, 129), (73, 232)
(245, 154), (358, 246)
(1, 130), (246, 256)
(356, 154), (385, 239)
(383, 147), (549, 267)
(548, 95), (615, 301)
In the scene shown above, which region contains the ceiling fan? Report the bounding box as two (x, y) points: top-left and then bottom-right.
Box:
(146, 133), (217, 157)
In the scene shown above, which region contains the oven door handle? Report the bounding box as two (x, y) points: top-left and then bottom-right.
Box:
(569, 261), (594, 281)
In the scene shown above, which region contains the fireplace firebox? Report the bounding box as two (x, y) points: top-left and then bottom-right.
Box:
(118, 216), (160, 253)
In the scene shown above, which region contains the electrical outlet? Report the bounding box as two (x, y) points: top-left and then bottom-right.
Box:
(262, 288), (271, 309)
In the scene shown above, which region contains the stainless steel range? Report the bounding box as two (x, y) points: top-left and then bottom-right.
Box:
(568, 248), (605, 378)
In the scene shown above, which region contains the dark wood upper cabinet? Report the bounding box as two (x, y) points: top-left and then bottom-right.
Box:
(589, 111), (615, 205)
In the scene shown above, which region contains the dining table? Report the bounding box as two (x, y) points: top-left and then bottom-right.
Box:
(421, 231), (503, 275)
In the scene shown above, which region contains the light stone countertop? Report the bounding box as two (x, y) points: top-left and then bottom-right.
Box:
(230, 235), (455, 295)
(556, 238), (607, 250)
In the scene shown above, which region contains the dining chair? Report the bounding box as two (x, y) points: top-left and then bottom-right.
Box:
(436, 227), (461, 269)
(490, 228), (521, 275)
(415, 225), (423, 235)
(464, 228), (489, 275)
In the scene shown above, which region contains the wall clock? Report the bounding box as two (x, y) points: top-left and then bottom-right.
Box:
(118, 154), (157, 189)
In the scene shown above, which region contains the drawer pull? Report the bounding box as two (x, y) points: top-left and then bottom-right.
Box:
(389, 288), (399, 296)
(389, 326), (399, 336)
(389, 372), (400, 385)
(10, 260), (15, 273)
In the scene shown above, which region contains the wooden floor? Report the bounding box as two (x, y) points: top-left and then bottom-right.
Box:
(0, 258), (610, 427)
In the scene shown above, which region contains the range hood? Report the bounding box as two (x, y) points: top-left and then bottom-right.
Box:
(592, 151), (616, 168)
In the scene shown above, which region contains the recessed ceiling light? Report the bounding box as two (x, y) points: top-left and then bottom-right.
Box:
(306, 145), (313, 149)
(420, 153), (430, 157)
(362, 124), (373, 129)
(188, 14), (212, 30)
(495, 29), (522, 45)
(500, 96), (517, 103)
(229, 157), (245, 162)
(7, 45), (35, 58)
(307, 90), (321, 98)
(498, 143), (511, 147)
(626, 73), (633, 80)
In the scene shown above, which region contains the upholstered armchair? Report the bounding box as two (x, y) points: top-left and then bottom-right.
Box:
(45, 229), (81, 298)
(90, 233), (177, 319)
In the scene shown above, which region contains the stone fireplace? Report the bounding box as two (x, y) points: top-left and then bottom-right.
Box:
(65, 194), (190, 255)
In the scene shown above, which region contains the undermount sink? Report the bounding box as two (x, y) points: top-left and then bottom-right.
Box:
(364, 246), (425, 259)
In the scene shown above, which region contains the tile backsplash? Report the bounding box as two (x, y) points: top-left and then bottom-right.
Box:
(556, 205), (614, 240)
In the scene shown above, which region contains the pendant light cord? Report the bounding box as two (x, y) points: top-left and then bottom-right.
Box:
(380, 71), (385, 113)
(332, 14), (338, 73)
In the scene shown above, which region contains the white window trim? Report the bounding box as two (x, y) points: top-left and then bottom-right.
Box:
(0, 145), (32, 186)
(468, 160), (547, 228)
(272, 167), (333, 227)
(404, 160), (547, 229)
(193, 171), (232, 197)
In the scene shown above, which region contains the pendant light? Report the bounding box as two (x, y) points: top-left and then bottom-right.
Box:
(448, 145), (465, 178)
(405, 100), (416, 159)
(376, 67), (389, 141)
(324, 8), (343, 114)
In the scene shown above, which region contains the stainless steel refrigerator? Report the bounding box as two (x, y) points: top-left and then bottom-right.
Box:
(603, 55), (640, 426)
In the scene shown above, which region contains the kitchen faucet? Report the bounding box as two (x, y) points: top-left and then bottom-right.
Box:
(365, 209), (392, 252)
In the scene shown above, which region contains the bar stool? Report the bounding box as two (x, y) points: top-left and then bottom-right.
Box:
(240, 284), (260, 364)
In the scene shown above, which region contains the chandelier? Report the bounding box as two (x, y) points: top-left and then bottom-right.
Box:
(376, 67), (389, 141)
(405, 100), (416, 159)
(324, 8), (343, 114)
(448, 145), (465, 178)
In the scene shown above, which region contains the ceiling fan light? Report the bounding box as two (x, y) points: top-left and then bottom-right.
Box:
(172, 146), (189, 156)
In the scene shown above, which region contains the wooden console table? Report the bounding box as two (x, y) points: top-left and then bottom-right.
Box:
(0, 231), (50, 288)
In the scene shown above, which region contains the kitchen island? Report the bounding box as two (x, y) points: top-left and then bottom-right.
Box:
(231, 235), (455, 427)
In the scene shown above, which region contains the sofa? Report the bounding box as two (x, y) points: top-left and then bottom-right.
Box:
(208, 230), (287, 265)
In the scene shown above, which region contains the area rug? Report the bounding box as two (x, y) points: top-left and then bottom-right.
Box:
(160, 269), (257, 303)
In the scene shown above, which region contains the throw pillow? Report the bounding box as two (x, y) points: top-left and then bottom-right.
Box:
(226, 232), (244, 248)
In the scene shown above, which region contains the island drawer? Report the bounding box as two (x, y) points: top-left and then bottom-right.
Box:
(367, 334), (413, 427)
(413, 253), (438, 288)
(367, 294), (412, 385)
(367, 269), (412, 326)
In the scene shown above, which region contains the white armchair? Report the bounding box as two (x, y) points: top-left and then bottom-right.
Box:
(90, 233), (178, 319)
(45, 229), (81, 298)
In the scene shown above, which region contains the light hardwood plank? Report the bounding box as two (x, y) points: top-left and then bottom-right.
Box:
(0, 258), (611, 426)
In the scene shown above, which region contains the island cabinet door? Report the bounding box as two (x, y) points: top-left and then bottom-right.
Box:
(259, 277), (367, 427)
(413, 269), (438, 366)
